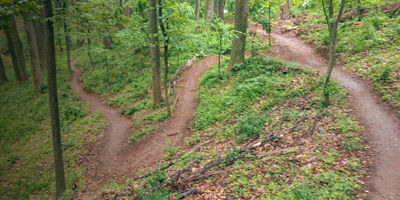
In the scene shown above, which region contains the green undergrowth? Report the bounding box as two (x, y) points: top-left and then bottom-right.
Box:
(0, 52), (105, 199)
(102, 56), (365, 199)
(296, 9), (400, 112)
(75, 20), (234, 142)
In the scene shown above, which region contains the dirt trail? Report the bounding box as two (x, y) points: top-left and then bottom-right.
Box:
(71, 56), (218, 198)
(250, 24), (400, 200)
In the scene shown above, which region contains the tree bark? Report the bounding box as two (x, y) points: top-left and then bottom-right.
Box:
(205, 0), (214, 22)
(148, 0), (162, 106)
(34, 20), (47, 75)
(218, 0), (225, 19)
(229, 0), (249, 68)
(3, 24), (22, 81)
(279, 0), (291, 20)
(43, 0), (66, 198)
(63, 0), (72, 69)
(195, 0), (201, 21)
(34, 0), (47, 75)
(24, 16), (43, 93)
(159, 0), (172, 117)
(9, 15), (28, 81)
(322, 0), (345, 106)
(0, 55), (7, 82)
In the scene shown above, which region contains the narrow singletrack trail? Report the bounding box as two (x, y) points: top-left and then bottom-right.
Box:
(251, 24), (400, 199)
(71, 56), (218, 198)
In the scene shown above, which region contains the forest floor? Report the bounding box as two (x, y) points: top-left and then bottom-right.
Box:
(71, 56), (218, 199)
(250, 24), (400, 200)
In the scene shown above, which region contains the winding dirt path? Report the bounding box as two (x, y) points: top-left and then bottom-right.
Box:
(71, 56), (218, 198)
(251, 24), (400, 199)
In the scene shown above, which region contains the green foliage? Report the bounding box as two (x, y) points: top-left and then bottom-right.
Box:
(0, 54), (105, 199)
(129, 127), (154, 142)
(235, 114), (267, 143)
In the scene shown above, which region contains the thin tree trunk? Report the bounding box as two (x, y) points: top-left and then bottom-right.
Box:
(148, 0), (162, 106)
(0, 55), (7, 82)
(43, 0), (66, 198)
(24, 16), (43, 93)
(63, 0), (72, 69)
(3, 24), (22, 81)
(322, 0), (345, 106)
(9, 15), (28, 81)
(205, 0), (214, 22)
(229, 0), (249, 68)
(159, 0), (172, 117)
(279, 0), (291, 20)
(195, 0), (201, 21)
(218, 0), (225, 19)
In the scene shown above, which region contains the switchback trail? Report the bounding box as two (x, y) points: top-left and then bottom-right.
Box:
(251, 24), (400, 200)
(70, 56), (218, 198)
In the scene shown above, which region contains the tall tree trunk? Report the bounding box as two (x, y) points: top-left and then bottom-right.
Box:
(24, 16), (43, 93)
(195, 0), (201, 21)
(205, 0), (214, 22)
(3, 24), (22, 81)
(279, 0), (291, 20)
(43, 0), (66, 198)
(0, 55), (7, 82)
(34, 20), (47, 75)
(34, 0), (47, 75)
(148, 0), (162, 106)
(218, 0), (225, 19)
(229, 0), (249, 68)
(63, 0), (72, 69)
(9, 15), (28, 81)
(159, 0), (172, 117)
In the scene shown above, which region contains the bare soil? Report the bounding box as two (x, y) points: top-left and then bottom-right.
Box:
(70, 56), (218, 199)
(250, 24), (400, 200)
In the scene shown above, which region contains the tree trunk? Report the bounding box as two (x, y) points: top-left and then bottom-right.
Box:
(24, 16), (43, 93)
(322, 0), (345, 106)
(195, 0), (201, 21)
(43, 0), (66, 198)
(218, 0), (225, 19)
(279, 0), (291, 20)
(3, 24), (22, 81)
(124, 0), (131, 16)
(63, 0), (72, 69)
(229, 0), (249, 68)
(9, 15), (28, 81)
(35, 0), (47, 75)
(159, 0), (172, 117)
(148, 0), (162, 106)
(205, 0), (214, 22)
(356, 0), (362, 20)
(0, 55), (7, 82)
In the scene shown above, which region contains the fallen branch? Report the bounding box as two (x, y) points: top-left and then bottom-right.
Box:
(308, 111), (324, 136)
